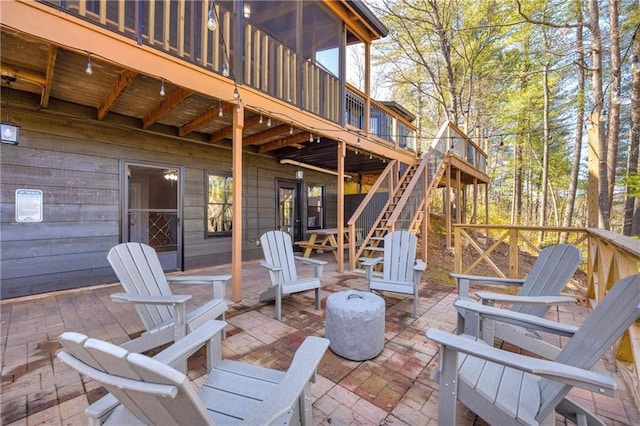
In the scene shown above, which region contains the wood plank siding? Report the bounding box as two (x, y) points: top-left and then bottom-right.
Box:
(0, 107), (338, 298)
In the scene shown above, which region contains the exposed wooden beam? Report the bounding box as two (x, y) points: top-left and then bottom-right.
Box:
(41, 46), (57, 108)
(142, 87), (191, 129)
(97, 69), (138, 120)
(0, 65), (46, 86)
(242, 124), (289, 147)
(180, 103), (232, 137)
(209, 114), (262, 143)
(257, 133), (309, 153)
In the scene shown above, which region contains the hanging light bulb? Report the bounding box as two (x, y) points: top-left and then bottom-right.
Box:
(207, 5), (217, 31)
(233, 86), (240, 99)
(85, 54), (93, 75)
(290, 124), (294, 135)
(218, 101), (224, 117)
(266, 116), (272, 127)
(632, 55), (640, 74)
(259, 115), (263, 124)
(356, 137), (360, 145)
(222, 62), (229, 77)
(159, 79), (166, 97)
(600, 109), (607, 122)
(612, 90), (621, 105)
(369, 153), (373, 159)
(316, 134), (320, 143)
(309, 132), (314, 142)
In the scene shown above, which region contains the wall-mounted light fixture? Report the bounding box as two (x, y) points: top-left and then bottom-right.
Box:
(1, 74), (19, 145)
(164, 169), (178, 181)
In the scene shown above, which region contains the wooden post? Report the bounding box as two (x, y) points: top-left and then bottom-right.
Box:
(445, 165), (452, 248)
(587, 112), (600, 228)
(422, 161), (429, 263)
(337, 140), (345, 273)
(231, 101), (244, 302)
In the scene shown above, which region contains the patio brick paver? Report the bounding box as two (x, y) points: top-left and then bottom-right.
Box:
(2, 254), (639, 425)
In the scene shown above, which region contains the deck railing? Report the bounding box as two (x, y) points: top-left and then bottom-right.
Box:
(40, 0), (416, 150)
(452, 224), (640, 400)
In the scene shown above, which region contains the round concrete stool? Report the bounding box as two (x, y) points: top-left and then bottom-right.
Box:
(325, 290), (385, 361)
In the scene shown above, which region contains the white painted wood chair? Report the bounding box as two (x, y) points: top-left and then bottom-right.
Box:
(427, 273), (640, 426)
(108, 242), (230, 356)
(57, 320), (330, 425)
(362, 230), (426, 318)
(258, 230), (326, 320)
(450, 244), (582, 357)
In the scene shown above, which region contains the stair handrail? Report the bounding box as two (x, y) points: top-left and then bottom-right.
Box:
(347, 160), (398, 268)
(385, 156), (429, 228)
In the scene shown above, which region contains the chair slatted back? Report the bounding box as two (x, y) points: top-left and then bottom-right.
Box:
(516, 244), (582, 317)
(107, 243), (174, 331)
(537, 274), (640, 421)
(260, 231), (298, 284)
(382, 231), (418, 283)
(58, 332), (213, 425)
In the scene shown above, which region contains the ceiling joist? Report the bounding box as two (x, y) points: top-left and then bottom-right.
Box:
(142, 87), (191, 129)
(242, 123), (289, 147)
(97, 69), (138, 120)
(41, 46), (57, 108)
(209, 114), (262, 143)
(257, 133), (310, 153)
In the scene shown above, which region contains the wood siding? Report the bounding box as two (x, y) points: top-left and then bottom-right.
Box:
(0, 109), (338, 298)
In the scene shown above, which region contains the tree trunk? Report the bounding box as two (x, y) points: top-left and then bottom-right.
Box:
(606, 0), (620, 220)
(589, 0), (610, 229)
(625, 25), (640, 235)
(561, 6), (585, 242)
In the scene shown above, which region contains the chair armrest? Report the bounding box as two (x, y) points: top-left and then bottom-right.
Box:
(361, 257), (383, 282)
(294, 256), (328, 266)
(110, 292), (191, 305)
(450, 272), (526, 299)
(167, 275), (231, 300)
(154, 319), (226, 371)
(294, 256), (327, 278)
(426, 328), (615, 396)
(454, 299), (579, 338)
(241, 336), (330, 425)
(476, 292), (577, 306)
(414, 260), (426, 272)
(259, 260), (283, 272)
(84, 393), (119, 425)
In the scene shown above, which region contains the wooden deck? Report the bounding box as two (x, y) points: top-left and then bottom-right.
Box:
(2, 255), (639, 425)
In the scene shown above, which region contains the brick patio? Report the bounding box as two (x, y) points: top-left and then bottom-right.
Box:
(2, 254), (639, 425)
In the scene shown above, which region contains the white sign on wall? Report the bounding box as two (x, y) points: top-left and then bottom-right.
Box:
(15, 189), (43, 223)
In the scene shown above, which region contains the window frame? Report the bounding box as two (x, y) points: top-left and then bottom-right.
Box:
(206, 172), (233, 238)
(306, 183), (325, 230)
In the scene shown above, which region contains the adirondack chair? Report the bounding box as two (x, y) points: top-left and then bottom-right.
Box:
(57, 319), (330, 425)
(362, 230), (426, 318)
(450, 243), (581, 357)
(107, 242), (230, 356)
(258, 230), (327, 320)
(427, 273), (640, 426)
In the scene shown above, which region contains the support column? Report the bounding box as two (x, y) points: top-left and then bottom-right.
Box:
(337, 140), (345, 273)
(231, 101), (244, 302)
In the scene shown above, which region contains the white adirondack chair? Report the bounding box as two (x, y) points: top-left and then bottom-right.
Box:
(57, 319), (330, 425)
(258, 230), (326, 320)
(427, 273), (640, 426)
(362, 230), (426, 318)
(450, 243), (582, 357)
(108, 242), (230, 357)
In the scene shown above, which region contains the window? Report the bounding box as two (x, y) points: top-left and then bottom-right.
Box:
(307, 185), (325, 230)
(207, 174), (233, 236)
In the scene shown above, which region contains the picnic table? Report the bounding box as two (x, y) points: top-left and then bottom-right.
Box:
(295, 228), (358, 261)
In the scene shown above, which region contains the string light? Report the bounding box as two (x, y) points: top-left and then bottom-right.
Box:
(159, 79), (166, 97)
(612, 90), (621, 105)
(632, 55), (640, 74)
(266, 116), (272, 127)
(233, 86), (239, 99)
(222, 63), (229, 77)
(85, 53), (93, 75)
(218, 101), (224, 117)
(309, 132), (314, 142)
(316, 134), (320, 143)
(290, 124), (294, 134)
(259, 115), (263, 124)
(207, 1), (217, 31)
